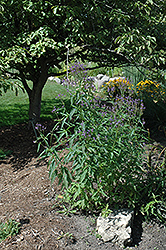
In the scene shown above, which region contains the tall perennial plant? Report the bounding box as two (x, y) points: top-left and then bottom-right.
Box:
(37, 63), (148, 211)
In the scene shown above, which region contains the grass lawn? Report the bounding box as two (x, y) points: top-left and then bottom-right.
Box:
(0, 80), (69, 127)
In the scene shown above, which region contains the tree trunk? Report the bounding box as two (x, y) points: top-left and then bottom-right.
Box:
(28, 86), (42, 124)
(21, 57), (48, 125)
(28, 76), (48, 124)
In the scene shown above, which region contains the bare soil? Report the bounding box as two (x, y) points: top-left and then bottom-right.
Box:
(0, 122), (166, 250)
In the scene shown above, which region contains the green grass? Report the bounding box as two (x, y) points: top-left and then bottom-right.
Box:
(0, 66), (154, 128)
(0, 80), (69, 127)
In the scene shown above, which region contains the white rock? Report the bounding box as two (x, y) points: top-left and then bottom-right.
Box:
(96, 74), (105, 80)
(48, 77), (61, 84)
(48, 76), (55, 80)
(54, 78), (61, 84)
(96, 209), (134, 247)
(96, 75), (110, 89)
(94, 75), (125, 90)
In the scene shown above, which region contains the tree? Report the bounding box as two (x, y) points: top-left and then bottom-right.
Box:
(0, 0), (165, 123)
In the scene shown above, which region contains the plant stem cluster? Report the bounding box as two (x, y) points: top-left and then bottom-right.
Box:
(36, 62), (166, 221)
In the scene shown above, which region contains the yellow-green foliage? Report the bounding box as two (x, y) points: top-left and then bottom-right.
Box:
(101, 77), (165, 103)
(101, 77), (134, 97)
(136, 80), (165, 102)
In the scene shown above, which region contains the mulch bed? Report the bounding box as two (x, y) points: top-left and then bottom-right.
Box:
(0, 122), (166, 249)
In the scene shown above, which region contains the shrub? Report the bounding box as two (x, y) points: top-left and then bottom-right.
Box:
(136, 79), (165, 102)
(37, 62), (166, 223)
(36, 63), (165, 221)
(101, 77), (135, 98)
(136, 79), (166, 128)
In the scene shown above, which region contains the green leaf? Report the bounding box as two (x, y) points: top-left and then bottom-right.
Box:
(69, 108), (77, 120)
(80, 169), (88, 183)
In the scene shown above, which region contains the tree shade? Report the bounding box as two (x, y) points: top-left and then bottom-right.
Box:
(0, 0), (165, 122)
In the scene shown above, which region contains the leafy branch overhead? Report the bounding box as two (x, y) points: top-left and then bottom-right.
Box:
(0, 0), (165, 122)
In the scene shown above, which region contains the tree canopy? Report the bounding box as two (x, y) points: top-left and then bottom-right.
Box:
(0, 0), (165, 122)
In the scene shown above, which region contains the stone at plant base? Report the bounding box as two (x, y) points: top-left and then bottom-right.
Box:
(96, 209), (134, 248)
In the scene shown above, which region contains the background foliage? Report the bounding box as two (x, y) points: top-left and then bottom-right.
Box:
(0, 0), (165, 122)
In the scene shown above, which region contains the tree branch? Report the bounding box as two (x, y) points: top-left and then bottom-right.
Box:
(20, 74), (32, 96)
(96, 0), (135, 18)
(48, 71), (67, 78)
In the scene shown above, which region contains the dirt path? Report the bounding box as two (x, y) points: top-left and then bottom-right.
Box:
(0, 123), (166, 249)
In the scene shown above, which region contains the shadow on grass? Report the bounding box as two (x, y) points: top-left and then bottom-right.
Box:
(0, 98), (71, 170)
(0, 103), (29, 127)
(0, 121), (55, 170)
(0, 98), (70, 127)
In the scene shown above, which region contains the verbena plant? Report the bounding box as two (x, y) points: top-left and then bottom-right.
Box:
(36, 62), (165, 219)
(37, 62), (147, 211)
